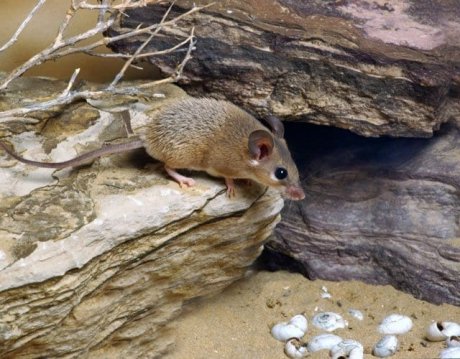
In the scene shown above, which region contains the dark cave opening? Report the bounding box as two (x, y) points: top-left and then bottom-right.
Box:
(255, 119), (460, 306)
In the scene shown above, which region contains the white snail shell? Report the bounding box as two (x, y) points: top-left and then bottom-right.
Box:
(426, 322), (460, 342)
(330, 339), (364, 359)
(289, 314), (308, 333)
(440, 346), (460, 359)
(373, 335), (399, 357)
(348, 309), (364, 321)
(378, 314), (413, 335)
(312, 312), (348, 332)
(284, 338), (309, 359)
(447, 336), (460, 348)
(271, 314), (308, 342)
(307, 333), (343, 352)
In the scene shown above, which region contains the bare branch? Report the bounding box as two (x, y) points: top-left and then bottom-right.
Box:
(77, 0), (158, 10)
(173, 27), (196, 80)
(74, 4), (206, 54)
(83, 33), (196, 59)
(0, 0), (211, 122)
(107, 31), (156, 90)
(0, 0), (47, 53)
(61, 68), (81, 97)
(0, 2), (209, 91)
(0, 10), (116, 91)
(97, 0), (110, 24)
(0, 78), (174, 122)
(108, 0), (176, 89)
(54, 2), (77, 45)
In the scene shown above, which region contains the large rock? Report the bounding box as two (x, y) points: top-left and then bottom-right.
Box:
(108, 0), (460, 137)
(265, 119), (460, 305)
(106, 0), (460, 306)
(0, 78), (283, 357)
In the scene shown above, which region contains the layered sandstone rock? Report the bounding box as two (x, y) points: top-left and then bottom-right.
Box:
(0, 78), (283, 358)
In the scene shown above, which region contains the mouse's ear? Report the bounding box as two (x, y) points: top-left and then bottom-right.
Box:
(265, 115), (285, 138)
(248, 130), (274, 161)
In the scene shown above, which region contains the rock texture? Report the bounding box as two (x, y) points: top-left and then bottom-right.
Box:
(266, 119), (460, 306)
(106, 0), (460, 305)
(0, 77), (283, 358)
(108, 0), (460, 137)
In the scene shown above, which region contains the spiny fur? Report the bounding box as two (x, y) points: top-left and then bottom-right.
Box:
(142, 97), (301, 191)
(143, 98), (266, 176)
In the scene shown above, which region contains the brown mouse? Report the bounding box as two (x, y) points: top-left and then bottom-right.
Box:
(0, 97), (305, 200)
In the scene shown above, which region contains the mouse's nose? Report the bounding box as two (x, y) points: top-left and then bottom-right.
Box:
(285, 185), (305, 201)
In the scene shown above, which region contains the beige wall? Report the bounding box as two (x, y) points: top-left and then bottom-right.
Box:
(0, 0), (159, 83)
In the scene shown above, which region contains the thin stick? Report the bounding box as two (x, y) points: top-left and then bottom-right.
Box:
(0, 0), (212, 122)
(0, 0), (47, 53)
(0, 3), (209, 91)
(54, 2), (77, 46)
(82, 34), (195, 59)
(173, 27), (195, 80)
(97, 0), (110, 24)
(108, 1), (176, 89)
(61, 68), (81, 97)
(108, 32), (156, 89)
(78, 0), (158, 10)
(0, 78), (172, 121)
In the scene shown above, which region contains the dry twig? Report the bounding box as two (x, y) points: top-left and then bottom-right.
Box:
(108, 0), (177, 89)
(0, 0), (48, 53)
(0, 0), (207, 121)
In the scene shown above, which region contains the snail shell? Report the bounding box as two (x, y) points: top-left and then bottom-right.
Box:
(378, 314), (413, 335)
(271, 314), (308, 342)
(447, 336), (460, 348)
(330, 339), (364, 359)
(348, 309), (364, 321)
(312, 312), (348, 332)
(307, 333), (343, 352)
(373, 335), (398, 357)
(440, 346), (460, 359)
(289, 314), (308, 333)
(426, 322), (460, 342)
(284, 338), (309, 359)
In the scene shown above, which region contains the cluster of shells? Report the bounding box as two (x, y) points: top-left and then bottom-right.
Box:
(427, 321), (460, 359)
(270, 311), (460, 358)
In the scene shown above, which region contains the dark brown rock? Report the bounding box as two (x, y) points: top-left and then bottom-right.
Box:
(107, 0), (460, 137)
(265, 119), (460, 305)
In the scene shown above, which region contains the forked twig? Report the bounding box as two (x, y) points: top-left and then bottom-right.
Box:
(174, 27), (196, 80)
(0, 0), (211, 121)
(0, 1), (210, 92)
(108, 1), (177, 89)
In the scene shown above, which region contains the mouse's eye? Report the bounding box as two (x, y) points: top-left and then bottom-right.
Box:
(275, 167), (288, 180)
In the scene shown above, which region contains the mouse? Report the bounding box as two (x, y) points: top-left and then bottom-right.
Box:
(0, 97), (305, 200)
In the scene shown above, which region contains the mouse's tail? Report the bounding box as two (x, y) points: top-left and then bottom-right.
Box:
(0, 139), (144, 169)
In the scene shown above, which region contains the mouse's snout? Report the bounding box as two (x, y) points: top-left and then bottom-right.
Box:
(285, 185), (305, 201)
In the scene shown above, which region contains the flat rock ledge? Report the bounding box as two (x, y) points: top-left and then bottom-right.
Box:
(108, 0), (460, 137)
(0, 78), (283, 358)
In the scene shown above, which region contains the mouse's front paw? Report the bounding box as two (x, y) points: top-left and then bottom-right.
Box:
(225, 178), (236, 197)
(165, 166), (196, 188)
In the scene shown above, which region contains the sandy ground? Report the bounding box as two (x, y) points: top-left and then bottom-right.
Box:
(167, 270), (460, 359)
